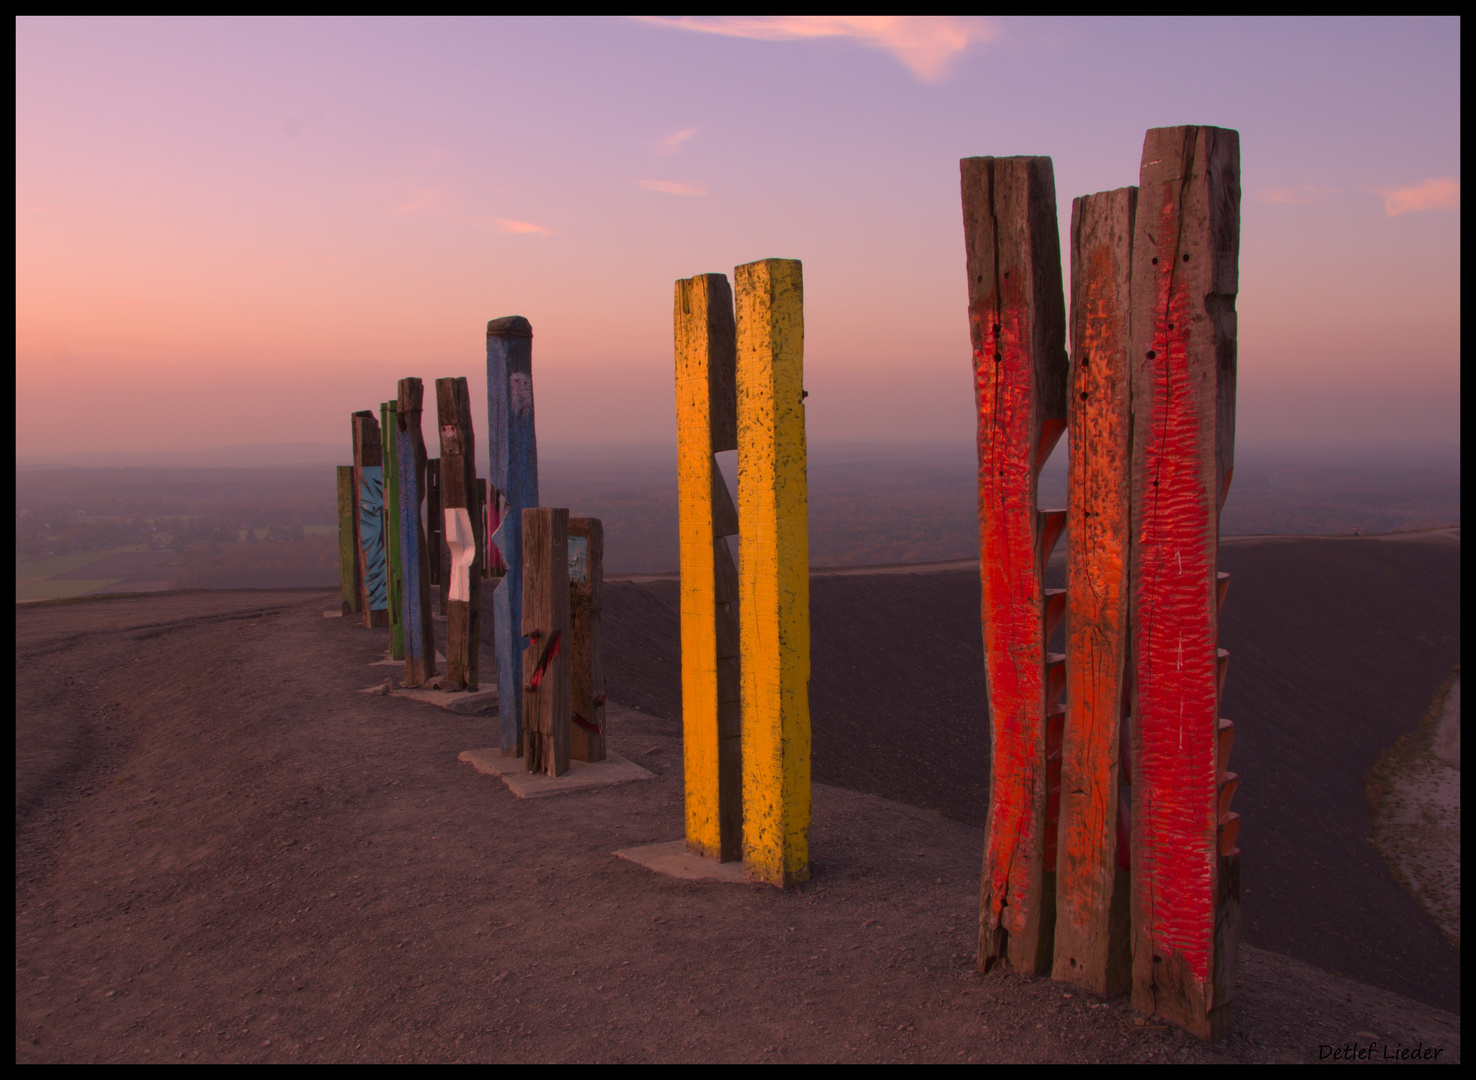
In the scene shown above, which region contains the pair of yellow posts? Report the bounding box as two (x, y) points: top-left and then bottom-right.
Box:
(675, 259), (810, 888)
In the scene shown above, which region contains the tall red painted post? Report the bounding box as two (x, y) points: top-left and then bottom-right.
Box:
(1127, 125), (1241, 1040)
(1054, 185), (1137, 995)
(961, 156), (1070, 975)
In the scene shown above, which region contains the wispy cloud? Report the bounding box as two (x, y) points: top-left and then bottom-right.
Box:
(636, 179), (708, 197)
(394, 187), (449, 215)
(658, 127), (699, 155)
(1371, 177), (1460, 216)
(1257, 185), (1337, 204)
(635, 16), (998, 81)
(488, 218), (550, 236)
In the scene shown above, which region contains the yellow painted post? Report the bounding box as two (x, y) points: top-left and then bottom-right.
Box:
(674, 273), (742, 862)
(734, 258), (810, 887)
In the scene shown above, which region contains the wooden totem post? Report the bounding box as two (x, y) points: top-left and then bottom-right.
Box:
(381, 400), (405, 661)
(487, 316), (539, 757)
(337, 465), (360, 615)
(1054, 185), (1137, 995)
(437, 377), (482, 691)
(568, 517), (606, 762)
(675, 273), (743, 862)
(961, 156), (1069, 974)
(734, 258), (810, 888)
(522, 507), (571, 777)
(479, 479), (495, 579)
(396, 378), (437, 688)
(1126, 125), (1240, 1040)
(426, 458), (443, 598)
(352, 410), (390, 629)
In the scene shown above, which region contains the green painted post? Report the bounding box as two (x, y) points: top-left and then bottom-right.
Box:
(382, 400), (405, 660)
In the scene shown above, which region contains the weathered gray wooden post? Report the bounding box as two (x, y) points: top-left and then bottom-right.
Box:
(569, 516), (606, 762)
(352, 410), (390, 629)
(437, 376), (482, 691)
(487, 316), (539, 757)
(522, 507), (571, 777)
(396, 378), (437, 687)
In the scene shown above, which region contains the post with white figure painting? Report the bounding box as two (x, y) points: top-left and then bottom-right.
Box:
(436, 376), (482, 691)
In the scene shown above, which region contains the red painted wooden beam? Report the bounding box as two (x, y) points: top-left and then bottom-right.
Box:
(961, 155), (1069, 975)
(1055, 185), (1137, 995)
(1127, 125), (1240, 1041)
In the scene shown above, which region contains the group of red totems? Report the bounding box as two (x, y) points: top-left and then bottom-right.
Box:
(968, 125), (1240, 1040)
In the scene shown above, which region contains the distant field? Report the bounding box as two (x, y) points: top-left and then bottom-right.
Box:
(15, 443), (1458, 587)
(16, 546), (177, 602)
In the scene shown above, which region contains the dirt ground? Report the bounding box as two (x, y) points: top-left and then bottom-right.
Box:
(603, 537), (1462, 1012)
(14, 570), (1461, 1062)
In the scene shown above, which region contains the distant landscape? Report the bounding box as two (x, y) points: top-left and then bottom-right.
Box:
(15, 442), (1460, 599)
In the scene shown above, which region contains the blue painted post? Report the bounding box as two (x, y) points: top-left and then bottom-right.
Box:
(396, 378), (437, 687)
(487, 316), (539, 757)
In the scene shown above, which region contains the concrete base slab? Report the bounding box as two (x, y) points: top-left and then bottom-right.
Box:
(612, 839), (748, 882)
(359, 683), (498, 716)
(458, 747), (654, 798)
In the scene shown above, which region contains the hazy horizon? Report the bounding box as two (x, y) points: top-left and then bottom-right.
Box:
(16, 436), (1463, 474)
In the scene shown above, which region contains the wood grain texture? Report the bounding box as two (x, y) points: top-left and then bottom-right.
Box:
(1127, 125), (1240, 1041)
(352, 411), (389, 629)
(488, 317), (539, 756)
(735, 258), (810, 887)
(961, 155), (1069, 975)
(522, 507), (571, 777)
(426, 459), (443, 589)
(396, 379), (437, 688)
(675, 273), (744, 862)
(568, 517), (606, 762)
(381, 401), (405, 661)
(337, 465), (359, 615)
(437, 377), (482, 690)
(479, 479), (494, 579)
(1054, 185), (1137, 995)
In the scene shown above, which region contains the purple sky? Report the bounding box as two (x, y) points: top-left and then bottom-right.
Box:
(16, 17), (1461, 460)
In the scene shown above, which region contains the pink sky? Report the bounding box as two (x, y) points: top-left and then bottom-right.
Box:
(16, 17), (1460, 459)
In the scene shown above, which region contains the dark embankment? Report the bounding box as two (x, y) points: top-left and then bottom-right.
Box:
(600, 536), (1461, 1012)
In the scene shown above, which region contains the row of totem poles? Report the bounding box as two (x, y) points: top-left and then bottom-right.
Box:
(337, 321), (608, 777)
(338, 123), (1242, 1041)
(671, 126), (1243, 1040)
